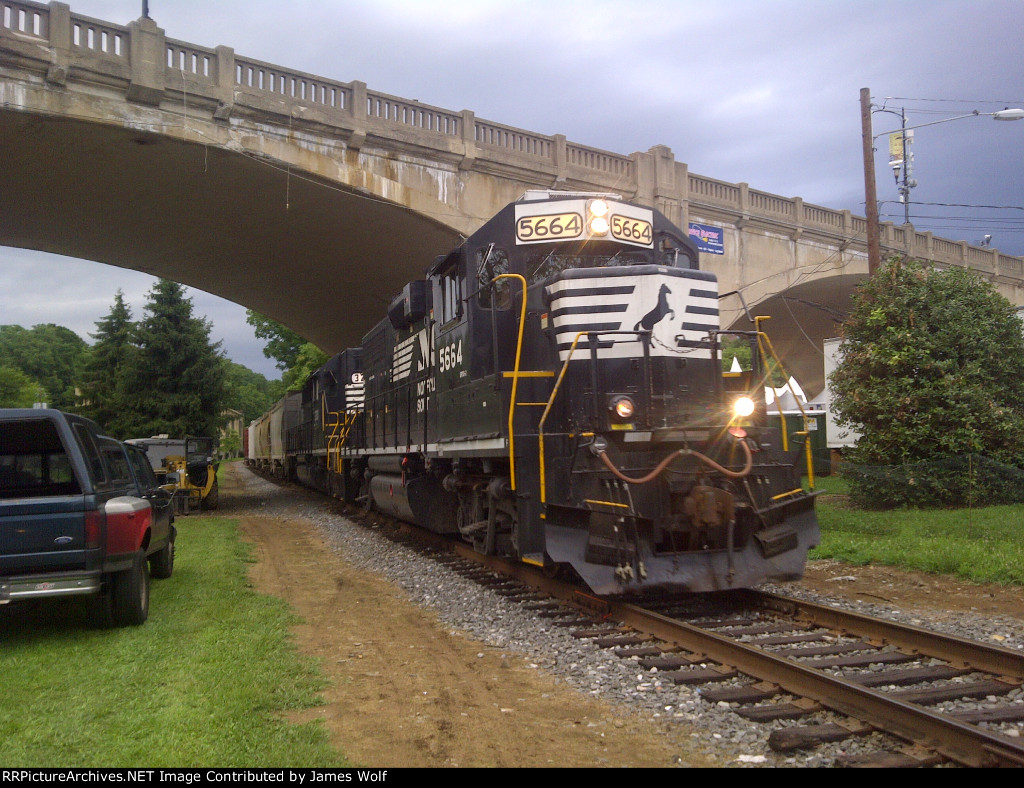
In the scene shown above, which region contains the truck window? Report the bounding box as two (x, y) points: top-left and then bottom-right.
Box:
(73, 422), (107, 486)
(127, 447), (158, 489)
(0, 419), (81, 498)
(97, 439), (132, 485)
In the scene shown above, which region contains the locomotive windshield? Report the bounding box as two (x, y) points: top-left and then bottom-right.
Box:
(524, 248), (651, 285)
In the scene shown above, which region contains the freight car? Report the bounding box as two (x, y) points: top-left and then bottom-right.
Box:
(249, 190), (819, 595)
(247, 392), (301, 480)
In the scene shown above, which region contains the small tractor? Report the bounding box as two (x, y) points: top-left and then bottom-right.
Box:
(127, 435), (219, 515)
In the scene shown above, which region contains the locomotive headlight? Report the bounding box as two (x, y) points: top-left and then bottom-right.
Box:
(732, 396), (756, 419)
(610, 395), (636, 420)
(588, 199), (611, 236)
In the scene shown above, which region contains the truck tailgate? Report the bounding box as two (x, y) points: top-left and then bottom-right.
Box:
(0, 495), (92, 574)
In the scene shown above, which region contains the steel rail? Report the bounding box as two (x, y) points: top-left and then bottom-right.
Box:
(602, 597), (1024, 768)
(449, 544), (1024, 767)
(753, 590), (1024, 681)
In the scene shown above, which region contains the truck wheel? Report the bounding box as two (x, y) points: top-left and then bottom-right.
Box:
(149, 529), (176, 579)
(110, 550), (150, 627)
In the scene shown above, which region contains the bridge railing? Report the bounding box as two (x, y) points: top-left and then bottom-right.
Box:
(2, 1), (47, 37)
(167, 38), (217, 85)
(234, 53), (350, 112)
(3, 0), (1022, 283)
(71, 11), (125, 61)
(365, 88), (460, 136)
(474, 118), (554, 159)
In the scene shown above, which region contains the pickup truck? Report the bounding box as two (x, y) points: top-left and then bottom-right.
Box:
(0, 408), (176, 627)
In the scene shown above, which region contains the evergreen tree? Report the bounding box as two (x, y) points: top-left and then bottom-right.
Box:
(114, 280), (227, 439)
(78, 290), (135, 429)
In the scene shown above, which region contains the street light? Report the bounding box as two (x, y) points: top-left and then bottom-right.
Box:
(860, 88), (1024, 275)
(872, 105), (915, 227)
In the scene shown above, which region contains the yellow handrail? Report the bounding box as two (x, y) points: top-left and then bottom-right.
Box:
(538, 331), (590, 510)
(492, 274), (528, 491)
(753, 317), (815, 490)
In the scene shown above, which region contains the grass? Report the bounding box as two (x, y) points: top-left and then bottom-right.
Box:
(0, 516), (350, 768)
(808, 474), (1024, 586)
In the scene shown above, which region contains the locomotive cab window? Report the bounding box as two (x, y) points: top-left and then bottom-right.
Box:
(433, 254), (465, 327)
(476, 246), (511, 309)
(659, 234), (697, 269)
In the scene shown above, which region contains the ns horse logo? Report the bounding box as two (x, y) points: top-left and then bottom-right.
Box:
(634, 284), (675, 332)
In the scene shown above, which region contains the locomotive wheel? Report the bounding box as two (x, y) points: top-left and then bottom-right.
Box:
(541, 557), (562, 579)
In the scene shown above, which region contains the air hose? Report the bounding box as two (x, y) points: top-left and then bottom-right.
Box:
(597, 438), (753, 485)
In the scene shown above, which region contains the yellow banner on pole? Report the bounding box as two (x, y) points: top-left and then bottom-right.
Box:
(888, 132), (904, 162)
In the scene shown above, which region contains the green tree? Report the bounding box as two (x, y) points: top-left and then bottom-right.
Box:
(831, 258), (1024, 506)
(282, 342), (329, 391)
(0, 324), (87, 409)
(222, 359), (287, 426)
(246, 310), (307, 372)
(113, 280), (227, 439)
(78, 290), (135, 429)
(720, 336), (751, 372)
(0, 365), (43, 408)
(220, 429), (242, 458)
(720, 335), (786, 386)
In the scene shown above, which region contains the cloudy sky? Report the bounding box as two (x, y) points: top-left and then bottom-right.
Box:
(3, 0), (1022, 379)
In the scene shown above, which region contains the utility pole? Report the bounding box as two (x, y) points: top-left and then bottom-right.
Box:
(860, 88), (881, 276)
(888, 109), (915, 226)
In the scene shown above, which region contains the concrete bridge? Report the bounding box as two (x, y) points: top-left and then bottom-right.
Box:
(3, 1), (1022, 395)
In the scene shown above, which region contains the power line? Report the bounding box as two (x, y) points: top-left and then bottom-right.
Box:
(909, 201), (1024, 211)
(881, 96), (1024, 106)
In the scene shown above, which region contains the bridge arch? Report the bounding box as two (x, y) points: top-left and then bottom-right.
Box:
(0, 102), (473, 355)
(3, 1), (1021, 391)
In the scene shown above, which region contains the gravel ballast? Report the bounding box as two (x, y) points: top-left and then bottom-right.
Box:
(238, 470), (1024, 768)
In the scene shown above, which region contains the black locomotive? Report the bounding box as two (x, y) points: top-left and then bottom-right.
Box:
(249, 190), (819, 595)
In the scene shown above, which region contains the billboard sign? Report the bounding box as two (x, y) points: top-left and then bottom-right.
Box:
(688, 223), (724, 255)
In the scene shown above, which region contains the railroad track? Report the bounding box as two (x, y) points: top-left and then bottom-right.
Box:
(312, 487), (1024, 767)
(434, 539), (1024, 768)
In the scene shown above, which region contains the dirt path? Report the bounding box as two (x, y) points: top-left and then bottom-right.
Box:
(220, 463), (1024, 767)
(222, 463), (713, 768)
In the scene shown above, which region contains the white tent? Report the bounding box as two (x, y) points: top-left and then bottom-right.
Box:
(765, 376), (808, 414)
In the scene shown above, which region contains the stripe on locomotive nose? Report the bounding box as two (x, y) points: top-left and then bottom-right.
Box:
(546, 285), (636, 301)
(545, 270), (719, 360)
